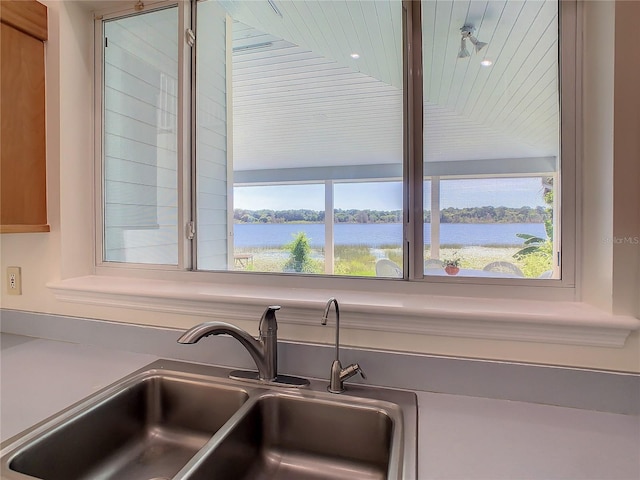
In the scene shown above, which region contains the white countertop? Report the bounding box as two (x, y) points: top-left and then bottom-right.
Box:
(1, 334), (638, 479)
(418, 391), (639, 479)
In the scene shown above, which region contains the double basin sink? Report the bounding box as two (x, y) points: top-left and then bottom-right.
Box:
(0, 360), (417, 479)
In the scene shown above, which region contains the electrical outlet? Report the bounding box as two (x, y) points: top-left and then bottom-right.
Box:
(7, 266), (22, 295)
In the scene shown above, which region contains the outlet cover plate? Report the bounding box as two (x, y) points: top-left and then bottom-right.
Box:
(7, 266), (22, 295)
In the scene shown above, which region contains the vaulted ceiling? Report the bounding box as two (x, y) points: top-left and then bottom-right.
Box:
(216, 0), (559, 176)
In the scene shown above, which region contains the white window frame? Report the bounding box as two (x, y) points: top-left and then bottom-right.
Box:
(91, 0), (578, 302)
(94, 0), (192, 272)
(404, 0), (576, 289)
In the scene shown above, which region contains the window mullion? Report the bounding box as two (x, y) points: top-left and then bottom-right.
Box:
(404, 0), (424, 280)
(187, 0), (198, 271)
(176, 0), (193, 270)
(430, 176), (441, 261)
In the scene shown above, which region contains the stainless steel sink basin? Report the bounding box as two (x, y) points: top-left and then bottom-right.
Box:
(181, 393), (398, 480)
(6, 374), (249, 480)
(0, 360), (417, 480)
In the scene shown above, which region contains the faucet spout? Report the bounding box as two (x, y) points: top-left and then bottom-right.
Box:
(322, 297), (340, 361)
(322, 297), (364, 393)
(178, 307), (280, 382)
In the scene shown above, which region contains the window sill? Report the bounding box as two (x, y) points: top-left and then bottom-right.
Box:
(47, 275), (639, 348)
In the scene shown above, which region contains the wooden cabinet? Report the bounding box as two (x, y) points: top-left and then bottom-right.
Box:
(0, 0), (48, 233)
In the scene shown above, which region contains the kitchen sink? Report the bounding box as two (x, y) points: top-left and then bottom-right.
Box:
(181, 393), (397, 480)
(0, 360), (417, 480)
(6, 374), (249, 480)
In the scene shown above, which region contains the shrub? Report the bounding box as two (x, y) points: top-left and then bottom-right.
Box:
(284, 232), (320, 273)
(519, 241), (553, 278)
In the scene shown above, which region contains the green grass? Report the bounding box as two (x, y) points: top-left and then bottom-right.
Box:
(334, 244), (376, 276)
(235, 244), (543, 277)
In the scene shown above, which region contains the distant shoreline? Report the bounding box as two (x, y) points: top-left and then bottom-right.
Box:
(234, 206), (548, 225)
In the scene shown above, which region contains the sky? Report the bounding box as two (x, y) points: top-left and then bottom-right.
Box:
(233, 178), (548, 211)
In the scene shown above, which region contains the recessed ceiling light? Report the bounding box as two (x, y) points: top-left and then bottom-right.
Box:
(350, 53), (360, 59)
(480, 59), (493, 67)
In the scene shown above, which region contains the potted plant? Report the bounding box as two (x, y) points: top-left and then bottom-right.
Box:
(443, 254), (461, 275)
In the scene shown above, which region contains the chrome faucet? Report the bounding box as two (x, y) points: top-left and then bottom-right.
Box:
(322, 297), (365, 393)
(178, 305), (280, 380)
(178, 305), (309, 387)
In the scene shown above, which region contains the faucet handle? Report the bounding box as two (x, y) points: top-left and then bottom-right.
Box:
(353, 363), (366, 380)
(341, 363), (366, 381)
(258, 305), (281, 335)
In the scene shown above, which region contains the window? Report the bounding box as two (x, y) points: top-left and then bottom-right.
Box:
(101, 6), (179, 265)
(420, 0), (561, 280)
(97, 0), (569, 284)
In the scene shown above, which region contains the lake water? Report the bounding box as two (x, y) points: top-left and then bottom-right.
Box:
(233, 223), (546, 248)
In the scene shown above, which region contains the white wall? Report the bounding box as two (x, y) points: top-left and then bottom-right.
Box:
(612, 0), (640, 318)
(581, 0), (614, 313)
(1, 0), (638, 373)
(580, 0), (640, 321)
(58, 0), (94, 281)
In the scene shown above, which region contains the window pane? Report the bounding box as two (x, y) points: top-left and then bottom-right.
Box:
(422, 0), (559, 279)
(103, 7), (179, 264)
(195, 1), (404, 276)
(334, 181), (403, 277)
(233, 184), (325, 273)
(195, 1), (230, 271)
(426, 177), (554, 278)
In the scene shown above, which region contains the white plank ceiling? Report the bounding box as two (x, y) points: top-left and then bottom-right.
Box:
(214, 0), (559, 174)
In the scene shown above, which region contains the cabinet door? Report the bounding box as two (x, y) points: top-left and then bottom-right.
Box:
(0, 6), (48, 233)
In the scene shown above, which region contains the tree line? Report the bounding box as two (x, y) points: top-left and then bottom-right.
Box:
(234, 206), (548, 224)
